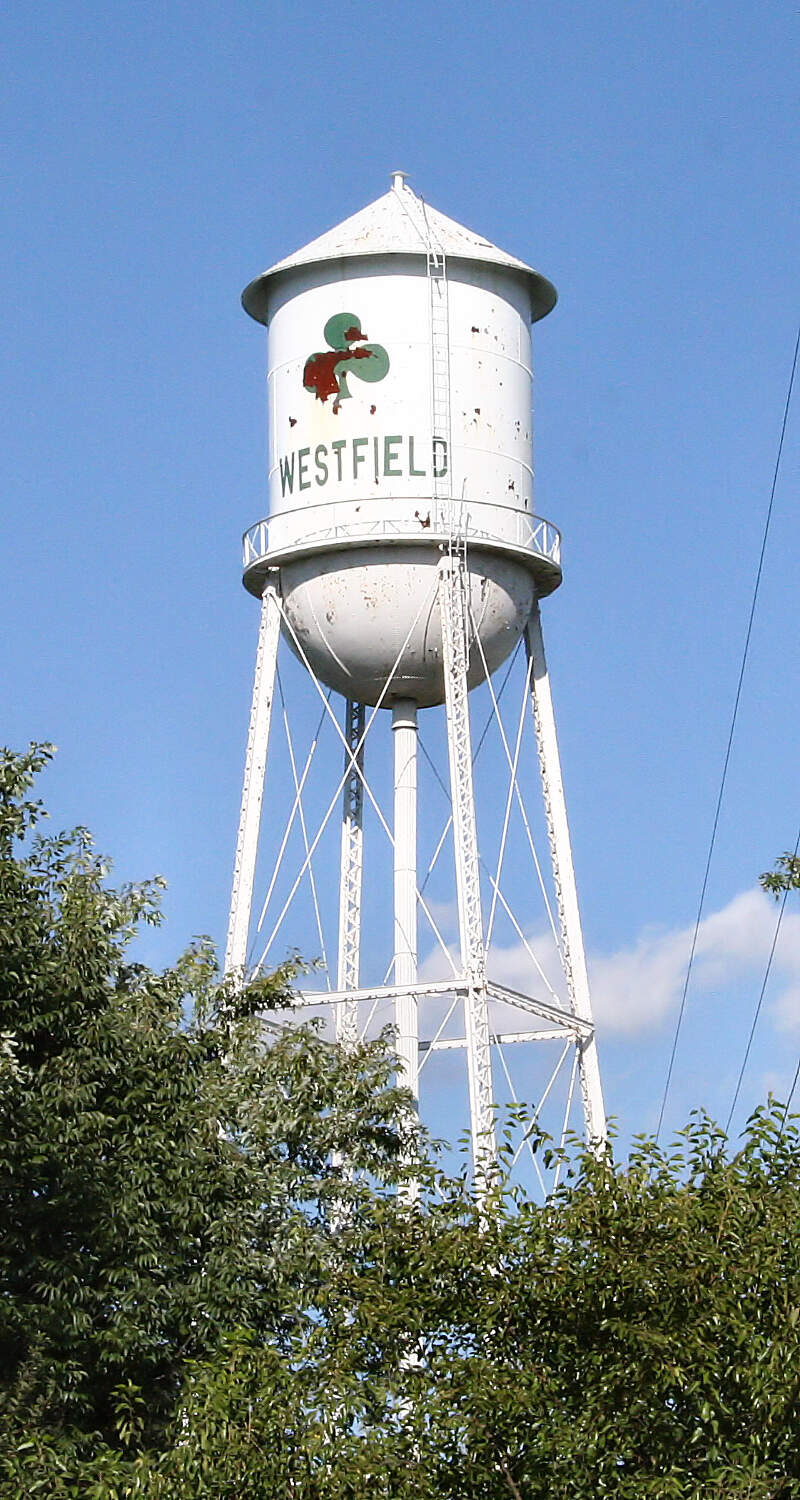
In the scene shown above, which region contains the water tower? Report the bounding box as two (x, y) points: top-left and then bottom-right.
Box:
(226, 174), (605, 1182)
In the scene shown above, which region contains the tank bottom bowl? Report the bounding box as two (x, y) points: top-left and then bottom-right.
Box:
(277, 544), (536, 708)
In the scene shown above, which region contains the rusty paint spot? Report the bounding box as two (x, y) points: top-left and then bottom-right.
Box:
(471, 325), (479, 333)
(414, 510), (431, 529)
(304, 344), (375, 403)
(508, 480), (515, 492)
(344, 324), (367, 343)
(474, 407), (480, 416)
(370, 404), (376, 415)
(289, 416), (297, 427)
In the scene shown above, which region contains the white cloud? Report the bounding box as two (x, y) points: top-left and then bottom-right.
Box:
(421, 888), (800, 1037)
(591, 889), (800, 1035)
(421, 897), (459, 933)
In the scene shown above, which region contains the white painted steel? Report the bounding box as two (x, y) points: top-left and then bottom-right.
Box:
(486, 982), (590, 1036)
(335, 700), (365, 1048)
(278, 544), (535, 708)
(422, 1029), (571, 1051)
(243, 504), (561, 577)
(296, 979), (461, 1008)
(228, 177), (608, 1187)
(263, 261), (535, 529)
(241, 178), (558, 707)
(257, 585), (459, 985)
(295, 978), (586, 1038)
(439, 550), (496, 1174)
(225, 580), (281, 975)
(279, 683), (330, 982)
(525, 607), (607, 1146)
(392, 699), (419, 1098)
(242, 175), (556, 322)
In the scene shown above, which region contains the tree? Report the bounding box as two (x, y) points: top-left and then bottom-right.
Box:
(0, 744), (417, 1479)
(3, 747), (800, 1498)
(17, 1108), (796, 1499)
(322, 1110), (800, 1498)
(761, 850), (800, 898)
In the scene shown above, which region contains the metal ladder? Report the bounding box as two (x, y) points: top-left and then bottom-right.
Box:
(392, 180), (453, 524)
(427, 238), (452, 518)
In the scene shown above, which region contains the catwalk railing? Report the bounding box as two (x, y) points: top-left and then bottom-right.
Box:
(242, 499), (562, 572)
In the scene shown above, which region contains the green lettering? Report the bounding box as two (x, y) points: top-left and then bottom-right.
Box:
(298, 447), (311, 491)
(384, 435), (402, 477)
(331, 439), (345, 481)
(433, 437), (448, 479)
(279, 453), (295, 496)
(314, 444), (328, 486)
(352, 437), (368, 477)
(408, 435), (425, 477)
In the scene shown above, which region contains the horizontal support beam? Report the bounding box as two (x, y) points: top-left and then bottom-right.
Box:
(295, 978), (464, 1009)
(420, 1026), (575, 1053)
(486, 981), (593, 1038)
(294, 979), (589, 1037)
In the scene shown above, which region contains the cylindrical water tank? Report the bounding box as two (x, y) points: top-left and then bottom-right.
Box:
(241, 175), (561, 707)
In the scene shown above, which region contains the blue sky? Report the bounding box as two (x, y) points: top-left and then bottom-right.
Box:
(2, 1), (798, 1152)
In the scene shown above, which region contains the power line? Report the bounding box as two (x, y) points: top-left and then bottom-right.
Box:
(725, 824), (800, 1134)
(777, 1054), (800, 1146)
(656, 322), (800, 1141)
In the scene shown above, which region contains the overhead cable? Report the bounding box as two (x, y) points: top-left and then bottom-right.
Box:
(656, 323), (800, 1140)
(725, 823), (800, 1134)
(777, 1054), (800, 1145)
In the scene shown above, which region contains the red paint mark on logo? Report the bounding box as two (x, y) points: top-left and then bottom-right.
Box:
(302, 313), (390, 405)
(303, 345), (375, 403)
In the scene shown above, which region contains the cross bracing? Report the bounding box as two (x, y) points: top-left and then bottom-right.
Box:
(226, 565), (605, 1198)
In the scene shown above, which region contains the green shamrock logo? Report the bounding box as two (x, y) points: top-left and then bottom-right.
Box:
(302, 313), (390, 407)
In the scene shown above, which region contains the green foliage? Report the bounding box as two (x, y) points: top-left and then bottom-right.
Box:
(761, 850), (800, 898)
(2, 751), (800, 1497)
(0, 744), (415, 1479)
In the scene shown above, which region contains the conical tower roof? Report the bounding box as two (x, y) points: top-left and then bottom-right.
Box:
(242, 173), (557, 325)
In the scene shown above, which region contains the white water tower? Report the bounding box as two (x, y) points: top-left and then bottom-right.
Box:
(226, 174), (605, 1181)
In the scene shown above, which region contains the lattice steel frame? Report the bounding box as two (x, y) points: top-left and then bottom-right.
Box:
(227, 186), (605, 1173)
(525, 604), (606, 1145)
(335, 699), (365, 1049)
(225, 576), (281, 977)
(226, 575), (607, 1186)
(438, 546), (497, 1173)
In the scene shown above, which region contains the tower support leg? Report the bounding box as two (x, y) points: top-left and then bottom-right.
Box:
(525, 604), (606, 1147)
(225, 576), (281, 978)
(336, 700), (365, 1049)
(439, 554), (496, 1177)
(392, 698), (419, 1099)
